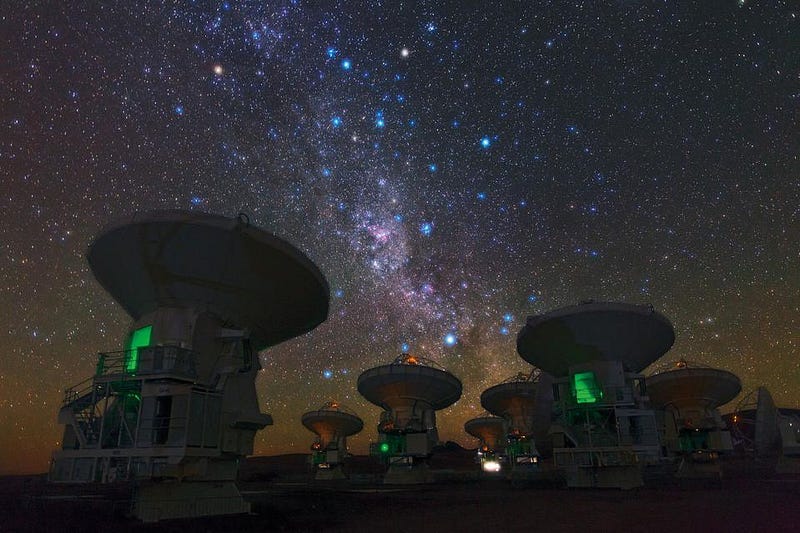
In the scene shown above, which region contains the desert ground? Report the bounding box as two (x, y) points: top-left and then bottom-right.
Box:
(3, 452), (800, 532)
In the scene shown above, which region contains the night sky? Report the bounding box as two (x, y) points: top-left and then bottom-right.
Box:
(1, 2), (798, 475)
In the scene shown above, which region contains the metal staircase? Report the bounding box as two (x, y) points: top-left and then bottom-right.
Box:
(60, 378), (107, 448)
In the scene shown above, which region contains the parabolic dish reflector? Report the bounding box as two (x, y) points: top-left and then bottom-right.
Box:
(87, 210), (329, 350)
(464, 416), (506, 443)
(358, 363), (462, 411)
(302, 405), (364, 440)
(647, 367), (741, 410)
(517, 301), (675, 376)
(480, 379), (552, 437)
(480, 381), (540, 420)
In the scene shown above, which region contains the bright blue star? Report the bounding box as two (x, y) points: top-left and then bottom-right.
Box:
(331, 116), (342, 128)
(251, 30), (261, 41)
(477, 192), (487, 201)
(545, 39), (554, 48)
(401, 342), (410, 353)
(190, 196), (203, 206)
(480, 136), (491, 148)
(326, 47), (338, 58)
(341, 58), (352, 70)
(174, 105), (184, 116)
(503, 313), (514, 323)
(420, 222), (433, 236)
(408, 119), (417, 127)
(334, 289), (344, 298)
(640, 278), (651, 294)
(495, 76), (504, 85)
(322, 369), (333, 379)
(444, 333), (457, 347)
(322, 168), (331, 177)
(376, 118), (385, 128)
(426, 22), (436, 32)
(452, 120), (460, 128)
(394, 214), (404, 222)
(527, 294), (538, 303)
(499, 327), (510, 335)
(222, 2), (230, 10)
(428, 163), (437, 172)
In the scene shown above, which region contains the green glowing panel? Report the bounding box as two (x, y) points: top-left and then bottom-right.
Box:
(125, 325), (152, 372)
(573, 371), (602, 404)
(312, 451), (326, 465)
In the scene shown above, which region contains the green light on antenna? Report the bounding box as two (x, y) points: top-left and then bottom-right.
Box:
(125, 325), (152, 372)
(573, 371), (602, 404)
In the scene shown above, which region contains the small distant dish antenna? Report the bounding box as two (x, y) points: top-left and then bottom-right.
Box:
(358, 353), (462, 483)
(301, 401), (363, 480)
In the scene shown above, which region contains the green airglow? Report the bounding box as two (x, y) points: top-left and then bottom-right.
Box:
(573, 371), (602, 404)
(125, 325), (152, 372)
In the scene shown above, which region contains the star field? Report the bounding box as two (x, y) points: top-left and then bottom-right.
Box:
(1, 2), (798, 474)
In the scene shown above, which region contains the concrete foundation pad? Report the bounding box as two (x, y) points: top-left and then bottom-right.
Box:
(383, 464), (432, 485)
(133, 481), (250, 522)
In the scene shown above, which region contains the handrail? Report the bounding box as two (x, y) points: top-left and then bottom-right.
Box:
(62, 346), (199, 407)
(62, 376), (98, 406)
(96, 346), (198, 379)
(561, 385), (637, 408)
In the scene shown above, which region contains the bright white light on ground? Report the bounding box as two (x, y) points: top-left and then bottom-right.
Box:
(482, 460), (501, 473)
